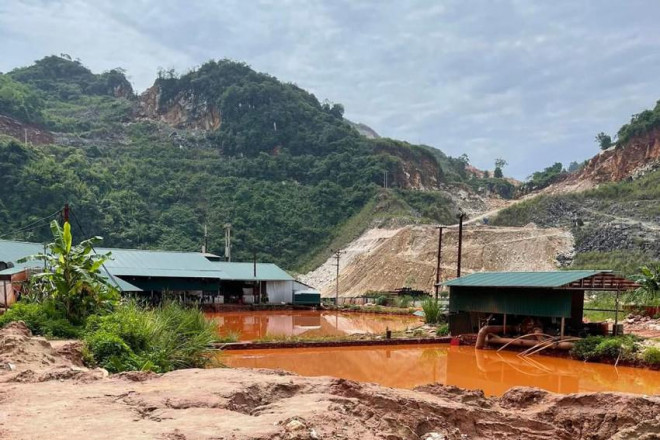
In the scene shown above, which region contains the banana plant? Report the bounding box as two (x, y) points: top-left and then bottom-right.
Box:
(629, 265), (660, 306)
(19, 220), (119, 323)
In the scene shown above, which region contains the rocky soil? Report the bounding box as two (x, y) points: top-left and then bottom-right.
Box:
(4, 323), (659, 439)
(303, 224), (574, 297)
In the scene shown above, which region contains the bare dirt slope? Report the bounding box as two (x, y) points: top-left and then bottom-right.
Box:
(1, 324), (659, 440)
(303, 224), (573, 297)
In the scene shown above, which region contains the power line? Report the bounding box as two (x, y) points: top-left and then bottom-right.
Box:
(69, 208), (121, 290)
(0, 210), (60, 240)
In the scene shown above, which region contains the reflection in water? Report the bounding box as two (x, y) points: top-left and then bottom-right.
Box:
(224, 345), (660, 396)
(206, 310), (421, 341)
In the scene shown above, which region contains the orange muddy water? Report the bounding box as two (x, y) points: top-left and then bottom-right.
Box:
(224, 344), (660, 396)
(206, 310), (421, 341)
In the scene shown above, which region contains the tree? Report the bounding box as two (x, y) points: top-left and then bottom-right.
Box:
(483, 170), (490, 178)
(595, 132), (612, 150)
(494, 158), (507, 178)
(629, 265), (660, 306)
(567, 161), (581, 173)
(20, 220), (118, 323)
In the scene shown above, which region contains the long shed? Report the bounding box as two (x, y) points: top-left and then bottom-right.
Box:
(443, 270), (638, 336)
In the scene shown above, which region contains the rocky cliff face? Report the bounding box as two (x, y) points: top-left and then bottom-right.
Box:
(565, 129), (660, 185)
(137, 85), (221, 131)
(374, 143), (441, 190)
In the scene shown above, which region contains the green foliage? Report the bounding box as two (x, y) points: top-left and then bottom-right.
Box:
(84, 301), (218, 373)
(0, 74), (44, 123)
(617, 100), (660, 146)
(572, 251), (659, 278)
(395, 295), (413, 308)
(493, 158), (507, 178)
(422, 298), (441, 324)
(375, 295), (389, 306)
(642, 347), (660, 365)
(629, 265), (660, 306)
(471, 177), (515, 199)
(522, 162), (565, 193)
(20, 220), (119, 324)
(595, 132), (612, 150)
(1, 57), (473, 271)
(436, 323), (449, 336)
(570, 335), (640, 362)
(0, 301), (81, 338)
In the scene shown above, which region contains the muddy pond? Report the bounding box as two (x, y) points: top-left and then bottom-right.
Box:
(224, 344), (660, 396)
(206, 310), (421, 341)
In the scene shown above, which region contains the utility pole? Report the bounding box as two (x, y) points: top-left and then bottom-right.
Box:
(224, 223), (232, 262)
(435, 226), (444, 299)
(332, 249), (344, 306)
(457, 212), (464, 278)
(202, 224), (208, 253)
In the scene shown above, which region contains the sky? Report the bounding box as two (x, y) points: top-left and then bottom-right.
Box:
(2, 1), (660, 179)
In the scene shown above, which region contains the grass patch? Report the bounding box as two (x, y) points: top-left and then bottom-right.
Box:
(83, 301), (218, 373)
(422, 298), (441, 324)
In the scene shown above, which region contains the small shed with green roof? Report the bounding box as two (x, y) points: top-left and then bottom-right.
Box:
(442, 270), (638, 336)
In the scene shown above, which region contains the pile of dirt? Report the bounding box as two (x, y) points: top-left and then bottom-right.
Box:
(0, 321), (104, 383)
(2, 367), (659, 440)
(1, 327), (659, 439)
(304, 224), (574, 297)
(624, 314), (660, 338)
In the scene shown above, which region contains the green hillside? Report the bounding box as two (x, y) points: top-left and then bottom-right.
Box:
(0, 56), (472, 270)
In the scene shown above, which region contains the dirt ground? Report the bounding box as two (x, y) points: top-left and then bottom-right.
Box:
(303, 224), (574, 298)
(2, 323), (660, 440)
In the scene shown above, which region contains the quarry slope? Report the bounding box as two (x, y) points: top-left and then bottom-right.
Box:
(301, 223), (574, 297)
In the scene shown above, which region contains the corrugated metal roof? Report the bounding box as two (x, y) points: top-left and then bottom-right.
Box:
(209, 262), (293, 281)
(442, 270), (607, 288)
(0, 239), (44, 271)
(0, 240), (291, 283)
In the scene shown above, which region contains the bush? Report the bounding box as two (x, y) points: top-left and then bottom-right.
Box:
(571, 335), (640, 361)
(83, 301), (218, 373)
(375, 295), (388, 306)
(422, 298), (441, 324)
(436, 323), (449, 336)
(395, 295), (413, 308)
(642, 347), (660, 365)
(0, 301), (81, 338)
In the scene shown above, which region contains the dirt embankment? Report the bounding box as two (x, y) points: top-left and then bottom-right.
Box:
(0, 114), (53, 145)
(303, 224), (574, 297)
(1, 323), (659, 440)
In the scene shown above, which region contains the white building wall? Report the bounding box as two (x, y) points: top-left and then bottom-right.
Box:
(266, 280), (293, 304)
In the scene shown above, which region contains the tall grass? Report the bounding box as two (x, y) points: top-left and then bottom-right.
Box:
(422, 298), (441, 324)
(83, 301), (218, 373)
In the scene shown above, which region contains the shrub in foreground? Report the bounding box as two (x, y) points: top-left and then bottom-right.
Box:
(436, 323), (449, 336)
(0, 301), (81, 338)
(84, 301), (218, 373)
(642, 347), (660, 365)
(570, 335), (640, 362)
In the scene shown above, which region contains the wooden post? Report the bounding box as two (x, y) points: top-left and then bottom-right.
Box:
(503, 313), (507, 334)
(457, 213), (464, 278)
(435, 226), (443, 299)
(614, 286), (620, 336)
(560, 317), (565, 339)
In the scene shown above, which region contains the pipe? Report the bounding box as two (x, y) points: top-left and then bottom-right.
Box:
(489, 336), (574, 351)
(475, 325), (515, 349)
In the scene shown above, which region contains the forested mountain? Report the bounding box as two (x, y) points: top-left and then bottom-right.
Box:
(0, 55), (480, 270)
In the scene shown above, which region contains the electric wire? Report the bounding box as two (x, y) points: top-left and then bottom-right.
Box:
(0, 210), (61, 239)
(69, 208), (122, 290)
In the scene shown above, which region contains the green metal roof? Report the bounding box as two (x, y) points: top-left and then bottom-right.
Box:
(1, 240), (292, 284)
(442, 270), (608, 288)
(0, 239), (44, 272)
(209, 262), (293, 281)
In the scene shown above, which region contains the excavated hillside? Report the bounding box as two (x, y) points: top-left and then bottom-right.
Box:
(301, 223), (574, 297)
